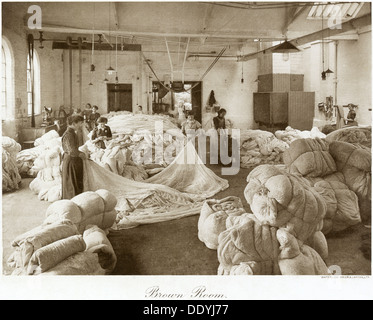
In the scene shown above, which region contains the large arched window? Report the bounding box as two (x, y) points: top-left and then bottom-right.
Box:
(1, 36), (14, 120)
(27, 50), (41, 116)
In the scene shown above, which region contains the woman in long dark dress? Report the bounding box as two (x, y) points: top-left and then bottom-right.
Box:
(62, 115), (87, 199)
(212, 108), (233, 164)
(213, 108), (227, 131)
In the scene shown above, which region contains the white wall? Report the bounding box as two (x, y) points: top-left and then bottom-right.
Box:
(64, 44), (259, 130)
(337, 32), (372, 126)
(302, 33), (372, 127)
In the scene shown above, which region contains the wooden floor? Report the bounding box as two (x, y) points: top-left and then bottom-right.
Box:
(2, 166), (371, 276)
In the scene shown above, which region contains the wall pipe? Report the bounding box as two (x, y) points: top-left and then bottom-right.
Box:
(334, 40), (339, 105)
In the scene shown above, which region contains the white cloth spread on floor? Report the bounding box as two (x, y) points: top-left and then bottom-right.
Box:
(146, 141), (229, 198)
(82, 144), (217, 229)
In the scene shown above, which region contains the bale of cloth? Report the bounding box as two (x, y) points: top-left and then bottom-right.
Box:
(217, 165), (331, 276)
(44, 189), (118, 233)
(39, 252), (106, 276)
(239, 130), (289, 168)
(311, 180), (361, 234)
(217, 214), (281, 275)
(82, 225), (117, 273)
(34, 130), (61, 147)
(16, 130), (62, 177)
(7, 220), (80, 270)
(29, 146), (62, 202)
(32, 225), (116, 275)
(275, 126), (326, 146)
(198, 196), (246, 250)
(276, 229), (329, 275)
(326, 126), (371, 148)
(10, 224), (116, 275)
(283, 138), (337, 178)
(282, 138), (364, 233)
(26, 235), (86, 275)
(2, 136), (22, 192)
(329, 141), (371, 223)
(79, 131), (183, 181)
(8, 190), (118, 275)
(217, 212), (329, 276)
(244, 165), (326, 243)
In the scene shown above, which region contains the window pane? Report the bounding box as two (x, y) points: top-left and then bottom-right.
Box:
(27, 71), (31, 92)
(2, 106), (7, 119)
(28, 92), (32, 104)
(1, 92), (6, 106)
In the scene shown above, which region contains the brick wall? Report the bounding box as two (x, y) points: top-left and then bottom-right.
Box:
(2, 3), (64, 141)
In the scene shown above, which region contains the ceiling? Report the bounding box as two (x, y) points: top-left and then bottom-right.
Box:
(3, 1), (372, 56)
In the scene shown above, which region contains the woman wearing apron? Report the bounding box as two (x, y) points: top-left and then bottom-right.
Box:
(61, 115), (87, 199)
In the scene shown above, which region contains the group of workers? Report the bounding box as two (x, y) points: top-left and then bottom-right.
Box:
(61, 101), (230, 200)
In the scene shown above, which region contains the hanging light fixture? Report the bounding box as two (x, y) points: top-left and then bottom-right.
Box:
(272, 40), (300, 53)
(90, 3), (96, 74)
(241, 60), (244, 84)
(106, 65), (115, 75)
(103, 49), (109, 82)
(115, 35), (119, 83)
(321, 3), (329, 81)
(325, 17), (334, 75)
(106, 3), (115, 75)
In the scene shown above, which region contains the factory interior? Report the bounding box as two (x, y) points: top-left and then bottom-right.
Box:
(1, 1), (372, 282)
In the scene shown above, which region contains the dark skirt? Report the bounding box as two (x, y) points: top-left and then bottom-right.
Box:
(62, 154), (83, 199)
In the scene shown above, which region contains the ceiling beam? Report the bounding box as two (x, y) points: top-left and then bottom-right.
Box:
(52, 42), (141, 51)
(282, 6), (308, 35)
(282, 6), (298, 35)
(239, 13), (371, 61)
(202, 3), (214, 32)
(37, 24), (286, 41)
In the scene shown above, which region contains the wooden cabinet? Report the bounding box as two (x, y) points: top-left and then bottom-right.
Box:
(258, 74), (304, 92)
(288, 92), (315, 130)
(254, 93), (288, 125)
(254, 91), (315, 130)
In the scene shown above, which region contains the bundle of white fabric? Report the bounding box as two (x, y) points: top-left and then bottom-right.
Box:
(240, 130), (289, 168)
(2, 136), (22, 192)
(326, 126), (371, 148)
(80, 139), (149, 182)
(105, 113), (181, 136)
(29, 146), (63, 202)
(16, 130), (62, 177)
(275, 126), (326, 146)
(8, 190), (118, 275)
(198, 197), (246, 250)
(215, 165), (330, 275)
(283, 138), (364, 231)
(80, 130), (184, 181)
(44, 189), (118, 233)
(8, 222), (116, 276)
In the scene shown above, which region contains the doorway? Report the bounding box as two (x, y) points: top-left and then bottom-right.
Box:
(152, 81), (202, 124)
(107, 83), (132, 113)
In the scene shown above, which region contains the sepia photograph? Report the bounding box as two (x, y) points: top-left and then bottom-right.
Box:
(0, 0), (372, 301)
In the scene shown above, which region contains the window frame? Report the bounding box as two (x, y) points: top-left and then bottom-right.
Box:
(27, 50), (41, 117)
(1, 36), (14, 121)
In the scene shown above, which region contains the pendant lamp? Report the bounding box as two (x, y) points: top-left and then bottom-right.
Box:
(272, 40), (300, 53)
